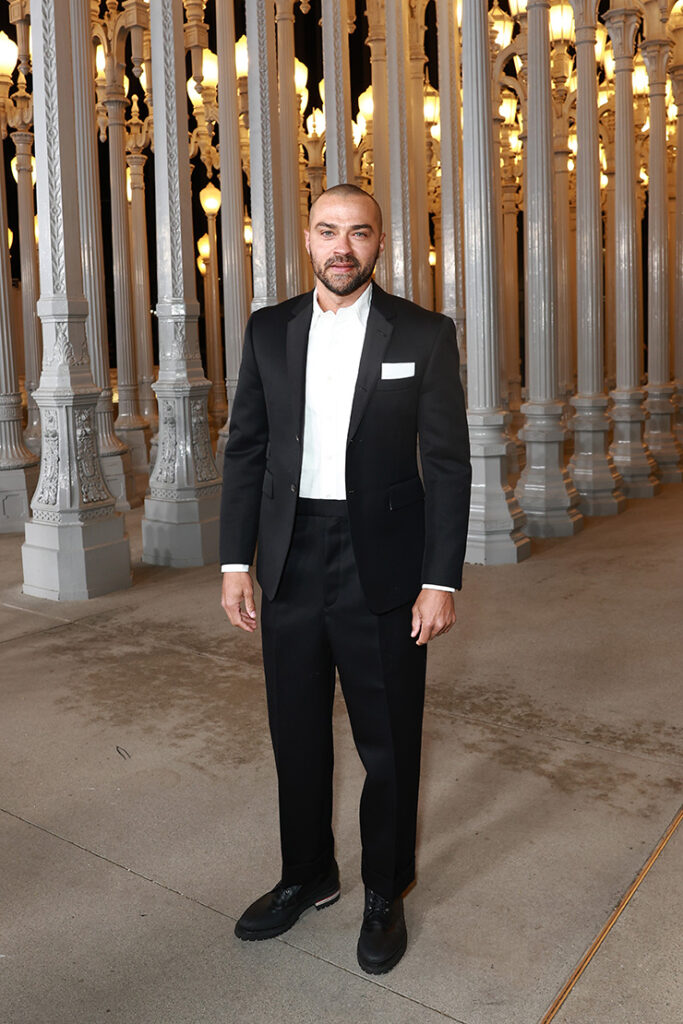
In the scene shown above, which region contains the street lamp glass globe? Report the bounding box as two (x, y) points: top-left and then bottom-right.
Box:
(0, 32), (18, 77)
(200, 181), (222, 217)
(548, 2), (574, 45)
(235, 35), (248, 78)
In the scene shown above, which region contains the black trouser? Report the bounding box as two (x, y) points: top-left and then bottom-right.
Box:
(260, 499), (427, 901)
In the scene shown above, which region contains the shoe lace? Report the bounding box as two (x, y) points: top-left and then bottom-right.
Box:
(365, 889), (392, 922)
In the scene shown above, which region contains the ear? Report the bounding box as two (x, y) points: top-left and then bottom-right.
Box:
(304, 228), (310, 254)
(378, 232), (386, 255)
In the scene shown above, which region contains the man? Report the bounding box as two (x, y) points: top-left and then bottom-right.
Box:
(220, 183), (470, 974)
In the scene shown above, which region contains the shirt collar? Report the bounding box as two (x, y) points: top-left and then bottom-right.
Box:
(311, 281), (373, 329)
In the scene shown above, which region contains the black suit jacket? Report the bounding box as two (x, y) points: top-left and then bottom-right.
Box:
(219, 284), (471, 614)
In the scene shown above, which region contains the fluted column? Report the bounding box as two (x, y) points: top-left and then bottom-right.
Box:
(407, 0), (431, 309)
(246, 0), (285, 310)
(126, 152), (157, 435)
(671, 65), (683, 444)
(501, 175), (522, 414)
(568, 0), (625, 514)
(515, 0), (583, 537)
(365, 0), (392, 290)
(461, 0), (530, 566)
(603, 150), (617, 389)
(641, 37), (683, 480)
(321, 0), (354, 185)
(205, 210), (228, 431)
(0, 132), (39, 530)
(142, 0), (221, 567)
(435, 0), (466, 353)
(22, 0), (130, 599)
(275, 0), (305, 296)
(11, 130), (41, 456)
(552, 94), (573, 412)
(102, 84), (150, 491)
(215, 0), (250, 467)
(604, 8), (660, 496)
(384, 0), (415, 299)
(71, 0), (136, 511)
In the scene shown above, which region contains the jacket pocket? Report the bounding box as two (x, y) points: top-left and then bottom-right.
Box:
(375, 376), (415, 391)
(388, 475), (424, 510)
(262, 469), (274, 498)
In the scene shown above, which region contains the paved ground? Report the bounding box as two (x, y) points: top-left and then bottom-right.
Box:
(1, 486), (682, 1024)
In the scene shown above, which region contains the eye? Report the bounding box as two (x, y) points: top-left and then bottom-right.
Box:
(354, 231), (368, 239)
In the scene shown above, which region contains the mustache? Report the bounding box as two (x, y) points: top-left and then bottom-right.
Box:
(324, 255), (360, 270)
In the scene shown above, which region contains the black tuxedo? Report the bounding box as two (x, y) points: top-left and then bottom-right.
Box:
(220, 284), (470, 611)
(220, 283), (471, 899)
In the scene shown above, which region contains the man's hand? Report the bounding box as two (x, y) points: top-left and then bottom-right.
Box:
(221, 571), (258, 633)
(410, 589), (456, 646)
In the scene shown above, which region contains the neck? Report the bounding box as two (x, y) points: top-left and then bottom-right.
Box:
(315, 279), (372, 313)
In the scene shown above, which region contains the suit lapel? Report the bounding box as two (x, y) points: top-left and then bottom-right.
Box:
(286, 291), (314, 438)
(347, 284), (396, 443)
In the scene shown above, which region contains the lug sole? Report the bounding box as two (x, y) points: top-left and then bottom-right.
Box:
(234, 888), (340, 942)
(357, 931), (408, 975)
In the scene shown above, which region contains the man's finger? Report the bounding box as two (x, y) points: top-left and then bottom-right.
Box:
(410, 605), (421, 638)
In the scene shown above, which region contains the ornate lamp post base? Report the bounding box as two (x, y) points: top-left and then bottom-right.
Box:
(466, 413), (531, 565)
(644, 385), (683, 482)
(0, 395), (40, 532)
(516, 402), (584, 537)
(609, 389), (661, 498)
(0, 463), (39, 532)
(23, 514), (131, 601)
(141, 384), (220, 567)
(142, 493), (219, 567)
(568, 395), (627, 515)
(21, 394), (132, 601)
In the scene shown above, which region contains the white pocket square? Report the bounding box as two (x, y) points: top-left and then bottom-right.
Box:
(381, 361), (415, 380)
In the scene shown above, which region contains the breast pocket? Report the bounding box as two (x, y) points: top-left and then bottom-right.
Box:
(375, 376), (416, 392)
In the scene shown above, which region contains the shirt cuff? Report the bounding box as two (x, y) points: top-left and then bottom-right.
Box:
(421, 583), (455, 593)
(221, 564), (250, 573)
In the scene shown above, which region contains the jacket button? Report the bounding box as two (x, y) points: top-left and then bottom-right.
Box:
(295, 434), (300, 443)
(290, 483), (296, 493)
(348, 488), (355, 495)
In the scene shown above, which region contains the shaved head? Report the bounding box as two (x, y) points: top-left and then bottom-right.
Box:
(309, 184), (383, 234)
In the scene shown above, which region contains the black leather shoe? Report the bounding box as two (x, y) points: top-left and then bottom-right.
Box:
(234, 862), (340, 940)
(357, 887), (407, 974)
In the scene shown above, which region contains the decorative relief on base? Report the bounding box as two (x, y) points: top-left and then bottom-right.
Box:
(34, 408), (59, 505)
(190, 398), (217, 482)
(44, 322), (87, 368)
(153, 400), (177, 484)
(75, 407), (109, 503)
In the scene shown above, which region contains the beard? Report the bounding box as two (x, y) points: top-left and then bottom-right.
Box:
(310, 246), (380, 296)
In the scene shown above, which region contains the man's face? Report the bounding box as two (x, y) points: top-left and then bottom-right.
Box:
(304, 193), (385, 301)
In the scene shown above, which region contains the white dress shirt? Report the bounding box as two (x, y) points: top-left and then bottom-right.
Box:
(222, 283), (453, 593)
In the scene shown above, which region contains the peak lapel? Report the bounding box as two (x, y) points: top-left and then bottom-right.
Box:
(286, 292), (314, 437)
(347, 287), (395, 443)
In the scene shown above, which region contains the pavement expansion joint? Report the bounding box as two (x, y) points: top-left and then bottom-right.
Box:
(538, 802), (683, 1023)
(0, 806), (469, 1023)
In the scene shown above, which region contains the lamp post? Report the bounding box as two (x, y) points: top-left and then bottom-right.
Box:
(0, 29), (40, 530)
(549, 4), (575, 416)
(567, 0), (625, 515)
(0, 27), (42, 459)
(187, 48), (219, 177)
(199, 182), (228, 434)
(668, 1), (683, 445)
(125, 82), (157, 437)
(641, 3), (683, 480)
(93, 3), (151, 496)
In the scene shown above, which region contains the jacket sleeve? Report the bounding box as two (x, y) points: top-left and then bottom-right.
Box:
(219, 314), (268, 566)
(417, 316), (471, 590)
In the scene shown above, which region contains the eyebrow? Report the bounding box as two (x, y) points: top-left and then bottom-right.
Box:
(314, 221), (374, 231)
